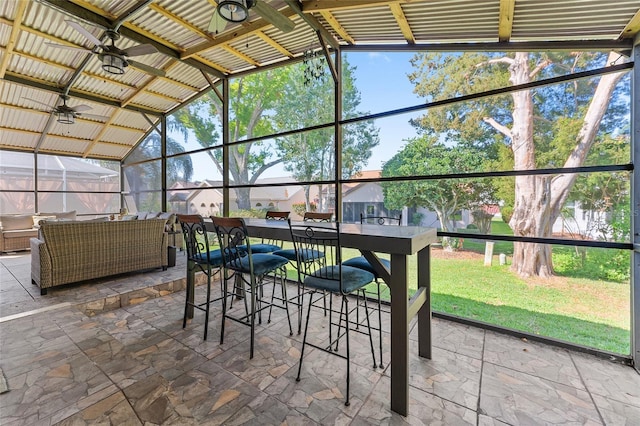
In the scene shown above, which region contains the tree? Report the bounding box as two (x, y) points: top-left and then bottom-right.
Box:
(274, 60), (380, 211)
(175, 69), (289, 210)
(382, 137), (494, 250)
(408, 51), (628, 276)
(124, 130), (193, 211)
(177, 59), (379, 213)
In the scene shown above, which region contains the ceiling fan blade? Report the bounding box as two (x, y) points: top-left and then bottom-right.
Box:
(44, 41), (93, 53)
(65, 20), (104, 47)
(23, 97), (54, 109)
(77, 113), (110, 121)
(208, 10), (228, 33)
(253, 1), (295, 33)
(127, 60), (166, 77)
(70, 104), (93, 112)
(123, 44), (157, 57)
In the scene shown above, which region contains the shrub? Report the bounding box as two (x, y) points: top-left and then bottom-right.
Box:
(501, 206), (513, 224)
(553, 247), (630, 282)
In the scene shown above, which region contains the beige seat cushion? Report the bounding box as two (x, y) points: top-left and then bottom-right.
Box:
(2, 229), (38, 239)
(0, 215), (35, 231)
(38, 210), (77, 220)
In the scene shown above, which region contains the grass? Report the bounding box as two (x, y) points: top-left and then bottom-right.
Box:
(236, 228), (632, 355)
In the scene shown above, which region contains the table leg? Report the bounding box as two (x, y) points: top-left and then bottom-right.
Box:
(389, 253), (409, 416)
(417, 246), (432, 359)
(187, 262), (195, 319)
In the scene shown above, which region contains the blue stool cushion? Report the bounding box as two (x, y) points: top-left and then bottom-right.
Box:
(192, 249), (224, 267)
(241, 243), (282, 253)
(227, 253), (289, 276)
(342, 256), (390, 278)
(304, 265), (375, 293)
(273, 248), (324, 262)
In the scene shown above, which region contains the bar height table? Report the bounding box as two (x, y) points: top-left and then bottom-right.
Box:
(192, 218), (437, 416)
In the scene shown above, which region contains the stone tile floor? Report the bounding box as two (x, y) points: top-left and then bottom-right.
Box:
(1, 252), (639, 425)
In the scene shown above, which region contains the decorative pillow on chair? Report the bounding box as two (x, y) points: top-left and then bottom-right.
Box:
(38, 210), (77, 221)
(32, 215), (57, 228)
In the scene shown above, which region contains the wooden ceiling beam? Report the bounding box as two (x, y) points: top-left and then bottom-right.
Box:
(2, 104), (50, 116)
(498, 0), (516, 42)
(181, 10), (297, 60)
(0, 127), (91, 142)
(255, 31), (293, 57)
(302, 0), (414, 13)
(220, 45), (259, 66)
(192, 55), (231, 74)
(149, 3), (213, 41)
(2, 102), (120, 127)
(0, 0), (29, 78)
(83, 115), (118, 157)
(319, 11), (355, 44)
(389, 3), (415, 44)
(123, 61), (180, 108)
(3, 72), (163, 116)
(284, 0), (340, 50)
(619, 8), (640, 39)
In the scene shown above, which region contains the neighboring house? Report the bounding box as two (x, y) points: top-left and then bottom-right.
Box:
(167, 177), (318, 219)
(341, 170), (405, 223)
(554, 200), (611, 239)
(165, 171), (608, 238)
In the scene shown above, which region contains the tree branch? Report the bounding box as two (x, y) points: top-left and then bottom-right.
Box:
(483, 116), (512, 139)
(249, 158), (285, 184)
(529, 59), (552, 79)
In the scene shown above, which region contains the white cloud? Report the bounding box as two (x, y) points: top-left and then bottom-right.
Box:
(368, 52), (391, 62)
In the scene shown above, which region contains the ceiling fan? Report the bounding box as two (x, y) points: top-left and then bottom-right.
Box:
(26, 95), (110, 125)
(46, 20), (165, 77)
(208, 0), (295, 34)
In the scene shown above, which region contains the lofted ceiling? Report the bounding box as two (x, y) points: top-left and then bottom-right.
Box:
(1, 0), (639, 161)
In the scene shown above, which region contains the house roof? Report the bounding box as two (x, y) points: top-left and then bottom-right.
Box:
(1, 1), (638, 161)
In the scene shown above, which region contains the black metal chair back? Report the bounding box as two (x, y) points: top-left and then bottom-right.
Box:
(178, 214), (219, 270)
(265, 210), (290, 221)
(211, 217), (250, 271)
(289, 220), (347, 293)
(303, 211), (333, 222)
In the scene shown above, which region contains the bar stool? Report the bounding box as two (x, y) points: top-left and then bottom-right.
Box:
(177, 214), (224, 341)
(211, 216), (293, 358)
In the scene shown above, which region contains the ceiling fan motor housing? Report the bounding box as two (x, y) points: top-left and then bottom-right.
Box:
(218, 0), (256, 23)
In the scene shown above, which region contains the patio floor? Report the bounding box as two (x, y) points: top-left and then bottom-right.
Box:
(1, 251), (639, 425)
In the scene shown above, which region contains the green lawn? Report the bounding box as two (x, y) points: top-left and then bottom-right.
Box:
(237, 228), (632, 355)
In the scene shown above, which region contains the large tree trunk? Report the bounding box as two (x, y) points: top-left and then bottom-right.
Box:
(507, 51), (624, 277)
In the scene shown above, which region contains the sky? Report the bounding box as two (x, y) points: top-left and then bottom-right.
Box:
(169, 51), (423, 181)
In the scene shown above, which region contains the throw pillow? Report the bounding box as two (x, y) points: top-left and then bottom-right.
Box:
(33, 215), (57, 228)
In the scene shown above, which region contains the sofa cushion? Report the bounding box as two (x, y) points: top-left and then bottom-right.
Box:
(33, 215), (57, 228)
(157, 212), (177, 231)
(38, 210), (77, 220)
(121, 214), (138, 221)
(0, 214), (35, 231)
(2, 228), (38, 239)
(86, 217), (109, 222)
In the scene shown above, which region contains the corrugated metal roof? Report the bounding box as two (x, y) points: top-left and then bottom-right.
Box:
(1, 0), (638, 160)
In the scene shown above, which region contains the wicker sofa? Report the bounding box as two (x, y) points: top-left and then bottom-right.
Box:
(31, 219), (168, 295)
